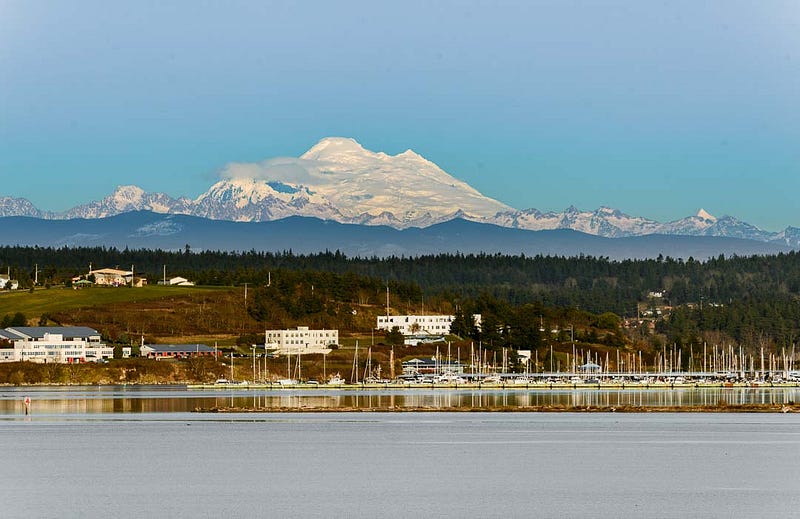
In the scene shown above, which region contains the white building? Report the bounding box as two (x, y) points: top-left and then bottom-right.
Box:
(89, 268), (132, 286)
(264, 326), (338, 356)
(376, 314), (482, 336)
(86, 268), (147, 287)
(164, 276), (194, 286)
(0, 274), (19, 290)
(0, 326), (114, 363)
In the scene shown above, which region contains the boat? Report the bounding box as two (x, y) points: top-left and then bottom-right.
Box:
(327, 373), (346, 385)
(435, 374), (466, 385)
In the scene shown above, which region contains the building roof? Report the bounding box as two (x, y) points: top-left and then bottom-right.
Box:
(0, 329), (23, 340)
(90, 268), (132, 276)
(6, 326), (101, 340)
(143, 344), (215, 354)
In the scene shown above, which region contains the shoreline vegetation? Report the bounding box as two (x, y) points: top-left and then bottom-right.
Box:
(195, 403), (800, 413)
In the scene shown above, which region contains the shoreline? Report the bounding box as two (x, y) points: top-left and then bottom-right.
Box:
(194, 403), (800, 413)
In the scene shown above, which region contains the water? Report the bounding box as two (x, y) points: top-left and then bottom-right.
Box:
(2, 385), (800, 414)
(2, 388), (800, 518)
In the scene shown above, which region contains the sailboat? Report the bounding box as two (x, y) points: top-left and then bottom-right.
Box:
(363, 347), (385, 383)
(350, 341), (359, 384)
(277, 351), (298, 386)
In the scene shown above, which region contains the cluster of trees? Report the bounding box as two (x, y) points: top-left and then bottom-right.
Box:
(1, 312), (27, 328)
(450, 295), (625, 352)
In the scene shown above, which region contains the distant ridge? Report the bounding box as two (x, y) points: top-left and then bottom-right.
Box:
(0, 211), (791, 260)
(0, 137), (797, 247)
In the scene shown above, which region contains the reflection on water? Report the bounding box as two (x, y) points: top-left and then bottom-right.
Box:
(1, 385), (799, 414)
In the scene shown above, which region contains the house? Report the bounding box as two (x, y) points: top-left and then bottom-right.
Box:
(376, 314), (482, 336)
(141, 343), (218, 359)
(162, 276), (194, 286)
(0, 326), (113, 363)
(89, 268), (132, 286)
(264, 326), (338, 356)
(87, 268), (146, 287)
(0, 274), (19, 290)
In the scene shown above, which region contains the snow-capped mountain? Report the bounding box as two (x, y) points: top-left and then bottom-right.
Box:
(485, 206), (662, 237)
(60, 185), (193, 219)
(0, 196), (43, 218)
(0, 137), (797, 247)
(479, 205), (787, 244)
(191, 137), (513, 226)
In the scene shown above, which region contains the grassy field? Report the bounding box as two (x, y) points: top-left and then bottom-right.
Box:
(0, 285), (230, 318)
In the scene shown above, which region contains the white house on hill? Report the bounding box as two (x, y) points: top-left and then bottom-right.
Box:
(163, 276), (194, 286)
(89, 268), (131, 286)
(88, 268), (147, 287)
(0, 274), (19, 290)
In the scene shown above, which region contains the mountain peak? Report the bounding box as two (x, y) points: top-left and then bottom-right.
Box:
(696, 208), (716, 222)
(301, 137), (367, 160)
(112, 185), (146, 200)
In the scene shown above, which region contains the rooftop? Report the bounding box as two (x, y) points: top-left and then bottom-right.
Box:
(143, 344), (215, 353)
(6, 326), (100, 340)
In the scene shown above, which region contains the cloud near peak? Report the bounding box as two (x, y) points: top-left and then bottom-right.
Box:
(219, 157), (329, 185)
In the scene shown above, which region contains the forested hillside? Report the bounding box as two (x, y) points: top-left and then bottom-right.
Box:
(1, 246), (799, 350)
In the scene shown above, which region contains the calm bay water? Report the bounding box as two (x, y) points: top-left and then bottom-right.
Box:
(2, 387), (800, 518)
(2, 385), (800, 414)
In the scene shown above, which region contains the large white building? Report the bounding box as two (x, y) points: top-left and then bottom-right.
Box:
(264, 326), (338, 356)
(376, 314), (482, 336)
(0, 326), (114, 363)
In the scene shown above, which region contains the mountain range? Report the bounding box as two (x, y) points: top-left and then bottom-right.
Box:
(0, 211), (792, 261)
(2, 137), (799, 248)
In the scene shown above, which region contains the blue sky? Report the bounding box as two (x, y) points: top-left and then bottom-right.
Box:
(1, 1), (798, 230)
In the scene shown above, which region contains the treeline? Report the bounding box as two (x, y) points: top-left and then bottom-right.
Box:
(2, 246), (800, 348)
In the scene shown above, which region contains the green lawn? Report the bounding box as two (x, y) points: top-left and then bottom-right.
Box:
(0, 285), (229, 317)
